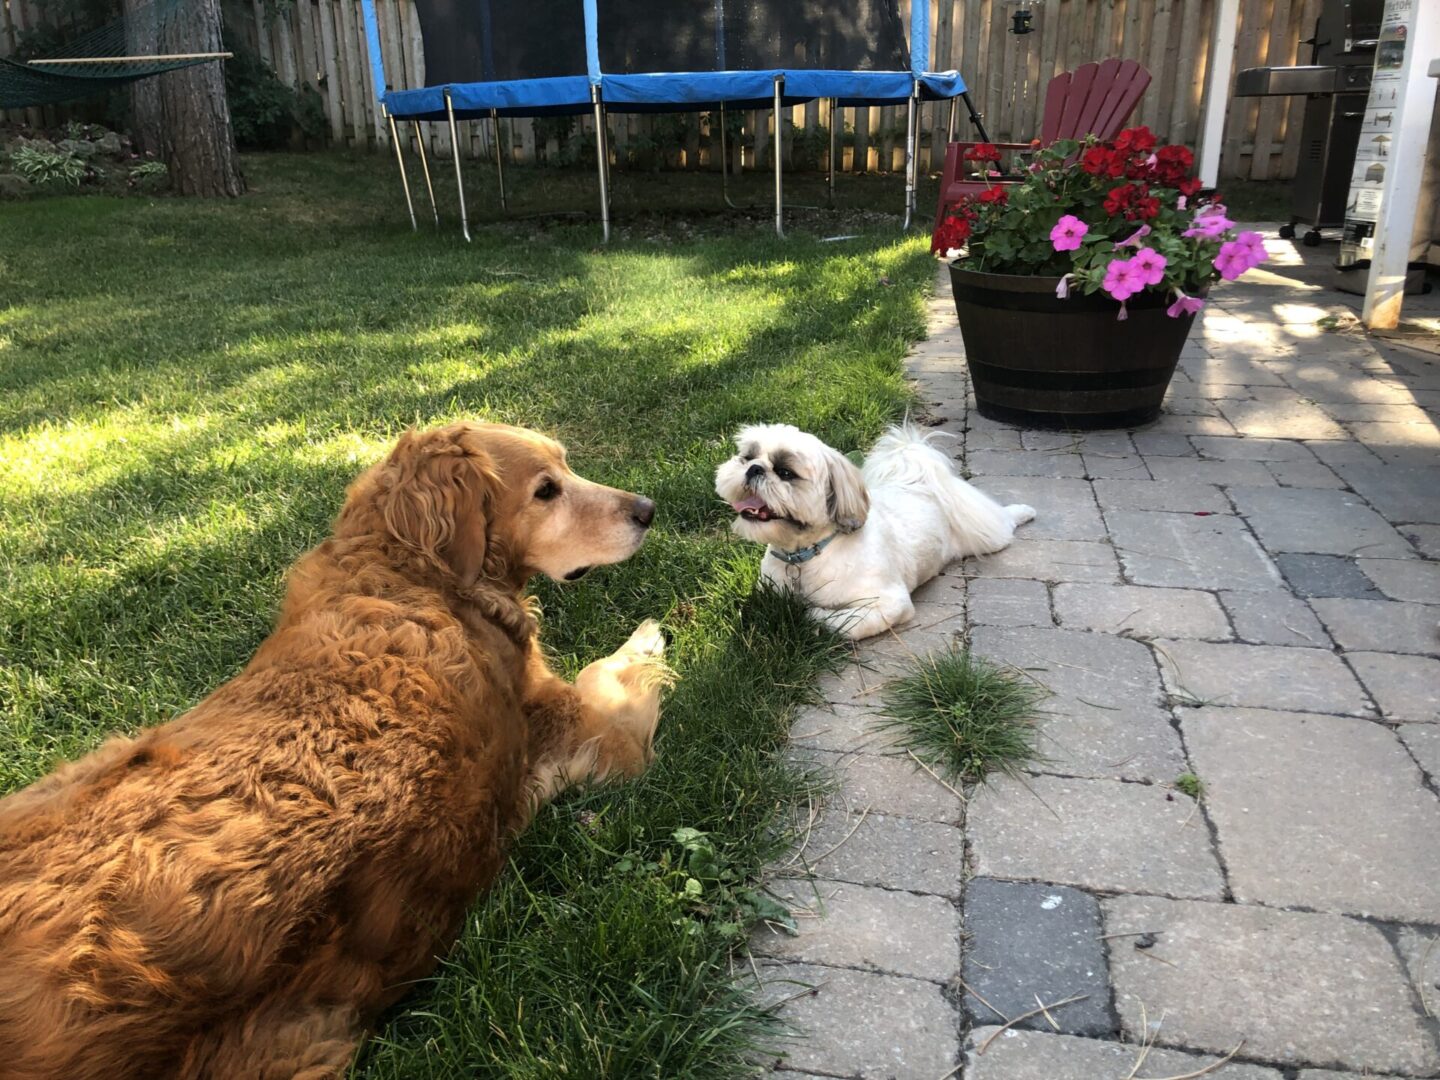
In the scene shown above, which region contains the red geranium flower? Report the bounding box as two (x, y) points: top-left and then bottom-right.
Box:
(964, 143), (1002, 164)
(977, 186), (1009, 205)
(931, 210), (974, 253)
(1114, 126), (1157, 154)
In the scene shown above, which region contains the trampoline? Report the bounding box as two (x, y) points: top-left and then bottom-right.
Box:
(358, 0), (986, 240)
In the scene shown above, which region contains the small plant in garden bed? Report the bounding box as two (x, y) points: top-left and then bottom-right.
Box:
(879, 649), (1048, 783)
(933, 127), (1268, 318)
(9, 145), (88, 188)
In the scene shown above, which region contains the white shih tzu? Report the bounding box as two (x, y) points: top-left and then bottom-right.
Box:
(715, 422), (1035, 640)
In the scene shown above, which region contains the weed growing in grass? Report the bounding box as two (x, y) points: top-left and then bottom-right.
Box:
(1173, 772), (1204, 799)
(879, 648), (1048, 783)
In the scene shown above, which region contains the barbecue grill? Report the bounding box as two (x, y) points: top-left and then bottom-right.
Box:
(1233, 0), (1382, 245)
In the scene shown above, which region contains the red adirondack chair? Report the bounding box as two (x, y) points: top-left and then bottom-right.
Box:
(933, 58), (1153, 238)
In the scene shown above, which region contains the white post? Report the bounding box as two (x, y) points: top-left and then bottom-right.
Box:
(1196, 0), (1241, 189)
(1362, 5), (1440, 329)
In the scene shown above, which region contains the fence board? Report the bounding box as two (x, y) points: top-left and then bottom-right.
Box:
(1, 0), (1324, 181)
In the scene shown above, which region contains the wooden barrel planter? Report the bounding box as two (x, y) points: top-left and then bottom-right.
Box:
(949, 262), (1200, 430)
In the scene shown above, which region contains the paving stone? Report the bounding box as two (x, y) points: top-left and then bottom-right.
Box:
(1154, 639), (1372, 715)
(969, 625), (1164, 712)
(960, 879), (1113, 1036)
(1162, 394), (1226, 417)
(970, 477), (1105, 542)
(795, 749), (964, 824)
(967, 774), (1224, 899)
(1399, 723), (1440, 779)
(1347, 421), (1440, 457)
(968, 578), (1052, 628)
(1052, 582), (1230, 640)
(1179, 351), (1286, 386)
(1103, 895), (1440, 1075)
(1081, 453), (1152, 480)
(1218, 590), (1331, 647)
(794, 810), (964, 897)
(1147, 412), (1239, 436)
(1265, 460), (1346, 488)
(1217, 399), (1348, 440)
(1229, 487), (1413, 557)
(1273, 363), (1420, 405)
(966, 1028), (1282, 1080)
(752, 880), (960, 982)
(1402, 524), (1440, 558)
(1092, 479), (1231, 513)
(1357, 557), (1440, 603)
(1328, 463), (1440, 524)
(967, 449), (1088, 479)
(1395, 925), (1440, 1023)
(1131, 432), (1197, 457)
(967, 427), (1023, 450)
(1182, 707), (1440, 921)
(1028, 697), (1189, 783)
(1145, 457), (1278, 486)
(757, 960), (960, 1079)
(1296, 1072), (1412, 1080)
(1310, 598), (1440, 656)
(788, 701), (899, 755)
(1274, 553), (1386, 598)
(1319, 401), (1438, 424)
(815, 658), (902, 706)
(1108, 511), (1282, 592)
(969, 538), (1121, 584)
(1305, 439), (1385, 469)
(1192, 435), (1318, 461)
(1020, 431), (1088, 452)
(1347, 652), (1440, 723)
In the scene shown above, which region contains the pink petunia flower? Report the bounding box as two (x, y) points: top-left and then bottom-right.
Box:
(1131, 247), (1168, 286)
(1114, 224), (1152, 249)
(1050, 215), (1089, 252)
(1102, 257), (1145, 302)
(1185, 213), (1234, 240)
(1167, 291), (1206, 318)
(1234, 230), (1267, 269)
(1214, 241), (1251, 280)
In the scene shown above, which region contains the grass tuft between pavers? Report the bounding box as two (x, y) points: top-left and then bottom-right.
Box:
(0, 152), (940, 1078)
(879, 648), (1049, 784)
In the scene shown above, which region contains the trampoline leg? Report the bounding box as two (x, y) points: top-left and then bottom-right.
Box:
(827, 98), (837, 208)
(386, 110), (418, 232)
(947, 97), (958, 143)
(490, 110), (507, 214)
(592, 88), (611, 244)
(413, 120), (439, 228)
(959, 90), (991, 144)
(718, 104), (738, 209)
(902, 85), (918, 231)
(444, 91), (471, 243)
(772, 75), (784, 239)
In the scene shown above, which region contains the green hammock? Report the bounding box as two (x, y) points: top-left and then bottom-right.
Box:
(0, 0), (227, 109)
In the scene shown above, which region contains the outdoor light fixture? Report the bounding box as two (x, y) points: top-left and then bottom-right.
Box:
(1010, 7), (1035, 34)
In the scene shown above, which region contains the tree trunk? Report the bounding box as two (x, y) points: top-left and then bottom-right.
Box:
(124, 0), (244, 196)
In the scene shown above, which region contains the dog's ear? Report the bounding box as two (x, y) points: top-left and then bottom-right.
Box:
(381, 428), (500, 587)
(823, 447), (869, 533)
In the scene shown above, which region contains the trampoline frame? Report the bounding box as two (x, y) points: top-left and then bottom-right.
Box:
(360, 0), (989, 241)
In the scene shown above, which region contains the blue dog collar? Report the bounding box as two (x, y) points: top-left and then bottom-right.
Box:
(769, 532), (839, 566)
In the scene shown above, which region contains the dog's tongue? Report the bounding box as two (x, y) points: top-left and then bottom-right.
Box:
(730, 493), (768, 513)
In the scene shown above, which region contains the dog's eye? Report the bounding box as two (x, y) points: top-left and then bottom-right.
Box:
(534, 478), (560, 501)
(775, 466), (797, 482)
(742, 452), (755, 462)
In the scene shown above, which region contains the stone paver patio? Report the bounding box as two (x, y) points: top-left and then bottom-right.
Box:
(749, 235), (1440, 1079)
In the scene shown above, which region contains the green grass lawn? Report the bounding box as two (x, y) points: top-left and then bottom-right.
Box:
(0, 152), (936, 1076)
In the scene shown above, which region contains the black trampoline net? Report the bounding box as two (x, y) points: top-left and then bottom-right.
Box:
(411, 0), (588, 86)
(411, 0), (909, 87)
(598, 0), (908, 74)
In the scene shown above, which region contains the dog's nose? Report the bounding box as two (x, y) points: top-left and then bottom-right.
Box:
(745, 463), (765, 483)
(631, 497), (656, 528)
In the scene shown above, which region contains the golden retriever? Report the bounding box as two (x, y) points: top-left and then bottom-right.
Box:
(0, 421), (669, 1079)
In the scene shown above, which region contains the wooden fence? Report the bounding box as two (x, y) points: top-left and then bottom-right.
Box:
(4, 0), (1323, 181)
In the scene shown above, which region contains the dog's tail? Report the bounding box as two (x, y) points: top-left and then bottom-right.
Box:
(865, 420), (1035, 552)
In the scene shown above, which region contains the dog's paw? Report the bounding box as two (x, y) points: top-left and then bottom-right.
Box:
(618, 619), (666, 659)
